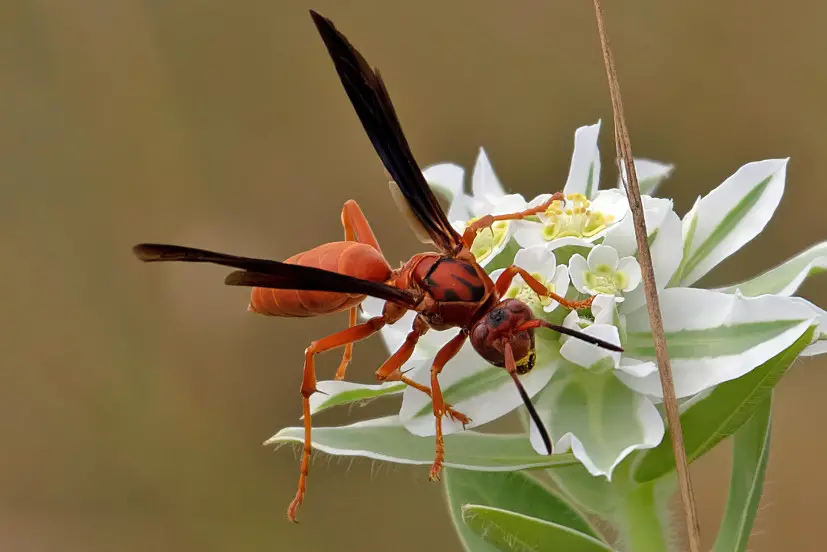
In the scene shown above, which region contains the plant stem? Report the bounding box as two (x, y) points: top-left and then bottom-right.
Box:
(621, 483), (670, 552)
(589, 2), (702, 551)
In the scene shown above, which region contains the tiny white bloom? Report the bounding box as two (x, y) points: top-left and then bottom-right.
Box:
(514, 190), (629, 249)
(569, 244), (641, 297)
(489, 245), (570, 313)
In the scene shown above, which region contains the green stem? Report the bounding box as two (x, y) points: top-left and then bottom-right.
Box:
(620, 483), (669, 552)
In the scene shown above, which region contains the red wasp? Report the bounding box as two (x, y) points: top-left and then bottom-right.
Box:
(133, 10), (623, 522)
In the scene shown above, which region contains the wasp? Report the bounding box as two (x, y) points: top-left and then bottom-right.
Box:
(134, 10), (622, 522)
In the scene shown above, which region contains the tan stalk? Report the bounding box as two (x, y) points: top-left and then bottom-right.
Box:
(590, 1), (702, 551)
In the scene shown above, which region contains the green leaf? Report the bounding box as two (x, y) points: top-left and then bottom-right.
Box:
(712, 398), (772, 552)
(632, 326), (813, 483)
(268, 416), (577, 470)
(716, 241), (827, 297)
(308, 380), (405, 417)
(444, 470), (601, 552)
(461, 505), (614, 552)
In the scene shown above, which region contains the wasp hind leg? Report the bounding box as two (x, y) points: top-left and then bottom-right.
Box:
(288, 315), (387, 523)
(334, 200), (383, 381)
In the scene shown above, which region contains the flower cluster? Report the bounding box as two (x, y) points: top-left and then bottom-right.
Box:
(272, 120), (827, 480)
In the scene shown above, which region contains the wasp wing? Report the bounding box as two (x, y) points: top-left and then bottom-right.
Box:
(133, 243), (418, 308)
(310, 10), (464, 256)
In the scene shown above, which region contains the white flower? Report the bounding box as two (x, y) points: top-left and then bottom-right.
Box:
(569, 244), (641, 298)
(489, 246), (570, 313)
(514, 190), (629, 249)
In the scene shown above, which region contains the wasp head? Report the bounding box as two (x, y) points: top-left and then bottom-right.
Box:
(470, 299), (536, 374)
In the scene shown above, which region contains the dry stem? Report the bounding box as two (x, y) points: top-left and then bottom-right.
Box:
(590, 1), (702, 551)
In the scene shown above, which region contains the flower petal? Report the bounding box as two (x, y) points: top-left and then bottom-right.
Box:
(545, 265), (571, 313)
(529, 368), (665, 478)
(678, 158), (788, 286)
(400, 339), (560, 436)
(513, 221), (549, 249)
(602, 196), (673, 258)
(716, 241), (827, 297)
(268, 415), (577, 470)
(587, 244), (620, 271)
(568, 254), (590, 294)
(559, 324), (622, 370)
(616, 257), (642, 292)
(308, 380), (405, 416)
(618, 207), (683, 314)
(423, 162), (470, 221)
(471, 148), (506, 205)
(616, 358), (658, 378)
(620, 288), (817, 398)
(513, 244), (557, 274)
(564, 121), (602, 199)
(617, 159), (675, 197)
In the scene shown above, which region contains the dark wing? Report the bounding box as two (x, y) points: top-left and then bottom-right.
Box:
(310, 10), (464, 255)
(133, 243), (418, 307)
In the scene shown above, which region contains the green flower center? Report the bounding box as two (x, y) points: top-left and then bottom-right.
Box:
(542, 193), (614, 241)
(505, 272), (555, 307)
(583, 263), (628, 295)
(468, 219), (509, 262)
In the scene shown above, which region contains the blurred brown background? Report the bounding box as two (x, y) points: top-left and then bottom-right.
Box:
(2, 1), (826, 550)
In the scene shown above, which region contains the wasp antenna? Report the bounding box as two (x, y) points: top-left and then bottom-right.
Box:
(509, 371), (553, 455)
(520, 319), (624, 352)
(503, 341), (552, 455)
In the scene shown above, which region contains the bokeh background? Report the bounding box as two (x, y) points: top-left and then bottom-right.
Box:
(3, 1), (827, 550)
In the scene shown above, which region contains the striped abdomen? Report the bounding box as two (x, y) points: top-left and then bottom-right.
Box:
(249, 241), (392, 317)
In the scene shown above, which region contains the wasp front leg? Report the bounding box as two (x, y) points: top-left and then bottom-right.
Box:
(494, 265), (593, 310)
(461, 192), (565, 248)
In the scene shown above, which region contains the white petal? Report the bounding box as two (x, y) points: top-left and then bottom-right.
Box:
(716, 241), (827, 297)
(529, 368), (665, 478)
(493, 193), (529, 214)
(617, 257), (642, 292)
(545, 265), (571, 313)
(602, 196), (674, 258)
(513, 244), (557, 274)
(619, 208), (684, 314)
(616, 359), (658, 379)
(513, 221), (549, 249)
(621, 288), (818, 398)
(559, 324), (622, 369)
(472, 148), (506, 204)
(591, 294), (620, 325)
(423, 162), (464, 196)
(589, 189), (630, 225)
(679, 158), (788, 286)
(568, 254), (590, 294)
(617, 159), (675, 197)
(400, 340), (560, 436)
(587, 244), (620, 271)
(563, 121), (602, 199)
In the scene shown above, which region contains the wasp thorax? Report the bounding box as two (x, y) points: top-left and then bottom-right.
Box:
(470, 299), (536, 372)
